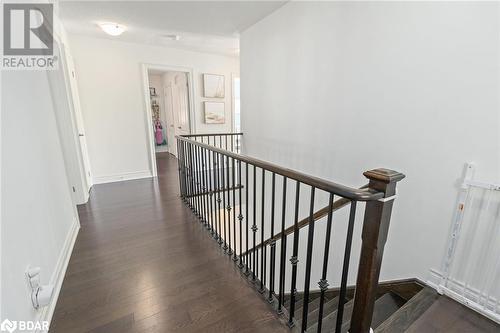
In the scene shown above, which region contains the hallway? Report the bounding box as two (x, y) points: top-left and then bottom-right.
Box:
(51, 153), (287, 332)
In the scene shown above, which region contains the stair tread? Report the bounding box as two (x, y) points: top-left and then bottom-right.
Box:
(285, 293), (332, 312)
(338, 293), (406, 333)
(371, 292), (407, 328)
(295, 296), (340, 328)
(284, 294), (304, 309)
(307, 291), (408, 332)
(374, 287), (439, 333)
(307, 298), (355, 332)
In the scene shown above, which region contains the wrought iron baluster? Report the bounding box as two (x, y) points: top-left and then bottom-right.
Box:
(268, 172), (276, 303)
(178, 140), (182, 196)
(181, 141), (186, 198)
(194, 144), (200, 218)
(184, 141), (189, 203)
(335, 201), (357, 333)
(301, 187), (316, 332)
(208, 149), (214, 234)
(278, 176), (287, 314)
(204, 147), (210, 227)
(222, 154), (228, 251)
(259, 169), (266, 293)
(176, 140), (181, 195)
(202, 146), (209, 227)
(201, 147), (206, 221)
(232, 157), (237, 261)
(216, 152), (223, 244)
(252, 165), (257, 281)
(245, 162), (250, 276)
(317, 193), (335, 333)
(199, 145), (205, 224)
(197, 145), (203, 220)
(238, 159), (244, 268)
(188, 143), (195, 212)
(288, 181), (301, 327)
(226, 155), (232, 255)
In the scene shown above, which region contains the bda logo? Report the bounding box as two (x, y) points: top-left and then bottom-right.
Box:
(0, 319), (17, 333)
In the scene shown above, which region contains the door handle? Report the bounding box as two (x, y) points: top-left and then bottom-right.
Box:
(78, 134), (84, 137)
(177, 126), (182, 129)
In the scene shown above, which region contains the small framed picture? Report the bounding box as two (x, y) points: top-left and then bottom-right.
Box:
(204, 102), (225, 124)
(149, 87), (156, 96)
(203, 74), (225, 98)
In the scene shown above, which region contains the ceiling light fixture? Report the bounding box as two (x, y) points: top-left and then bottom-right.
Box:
(98, 22), (126, 36)
(163, 34), (181, 41)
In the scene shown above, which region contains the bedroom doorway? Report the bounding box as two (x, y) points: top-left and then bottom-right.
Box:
(143, 65), (194, 177)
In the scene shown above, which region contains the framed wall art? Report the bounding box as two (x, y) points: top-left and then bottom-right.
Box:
(203, 74), (225, 98)
(204, 102), (225, 124)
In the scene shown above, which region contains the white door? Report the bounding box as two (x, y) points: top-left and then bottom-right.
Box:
(65, 48), (93, 191)
(164, 85), (176, 155)
(171, 73), (191, 156)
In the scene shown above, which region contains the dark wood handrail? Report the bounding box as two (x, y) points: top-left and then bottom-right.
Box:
(177, 135), (383, 201)
(176, 133), (405, 332)
(241, 185), (369, 256)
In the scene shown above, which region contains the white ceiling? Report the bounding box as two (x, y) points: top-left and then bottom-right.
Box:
(58, 1), (286, 56)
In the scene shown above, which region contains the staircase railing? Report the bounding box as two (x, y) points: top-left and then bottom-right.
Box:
(176, 133), (404, 333)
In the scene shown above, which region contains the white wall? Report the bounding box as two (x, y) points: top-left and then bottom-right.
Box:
(1, 68), (79, 325)
(67, 35), (239, 183)
(240, 1), (500, 285)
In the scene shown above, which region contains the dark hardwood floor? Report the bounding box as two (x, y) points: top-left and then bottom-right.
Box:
(51, 153), (288, 333)
(405, 296), (499, 333)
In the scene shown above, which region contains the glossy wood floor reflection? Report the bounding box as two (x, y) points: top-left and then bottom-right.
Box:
(51, 153), (287, 333)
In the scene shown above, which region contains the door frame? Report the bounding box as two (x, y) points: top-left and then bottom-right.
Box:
(231, 73), (240, 133)
(141, 63), (195, 177)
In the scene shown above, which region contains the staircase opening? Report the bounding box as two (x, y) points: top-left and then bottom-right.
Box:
(176, 132), (406, 332)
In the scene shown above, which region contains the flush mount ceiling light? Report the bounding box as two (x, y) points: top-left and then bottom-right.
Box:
(98, 22), (126, 36)
(162, 34), (181, 41)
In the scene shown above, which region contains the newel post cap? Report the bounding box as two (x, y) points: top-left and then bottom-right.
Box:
(363, 168), (405, 184)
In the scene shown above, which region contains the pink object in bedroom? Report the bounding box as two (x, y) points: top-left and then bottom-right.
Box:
(155, 122), (163, 145)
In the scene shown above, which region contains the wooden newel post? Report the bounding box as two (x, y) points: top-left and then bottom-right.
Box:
(349, 168), (405, 333)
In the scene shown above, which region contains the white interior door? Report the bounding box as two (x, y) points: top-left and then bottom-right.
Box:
(171, 73), (191, 156)
(65, 49), (92, 191)
(164, 85), (176, 155)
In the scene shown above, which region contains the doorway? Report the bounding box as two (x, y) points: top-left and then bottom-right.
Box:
(143, 65), (194, 177)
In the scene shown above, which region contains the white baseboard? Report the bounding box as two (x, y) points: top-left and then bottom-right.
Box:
(426, 268), (443, 291)
(92, 170), (152, 184)
(36, 218), (80, 332)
